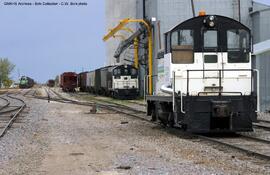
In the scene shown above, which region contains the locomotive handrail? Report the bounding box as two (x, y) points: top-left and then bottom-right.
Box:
(173, 71), (176, 112)
(186, 69), (255, 96)
(172, 71), (185, 114)
(198, 92), (243, 96)
(253, 69), (260, 112)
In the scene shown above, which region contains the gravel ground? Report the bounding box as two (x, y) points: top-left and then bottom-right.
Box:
(0, 90), (269, 174)
(258, 112), (270, 122)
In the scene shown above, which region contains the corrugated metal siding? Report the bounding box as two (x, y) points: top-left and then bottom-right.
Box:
(259, 10), (270, 42)
(252, 12), (261, 43)
(105, 0), (137, 65)
(251, 3), (270, 112)
(256, 51), (270, 111)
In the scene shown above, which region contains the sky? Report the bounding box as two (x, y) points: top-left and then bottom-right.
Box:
(254, 0), (270, 5)
(0, 1), (106, 83)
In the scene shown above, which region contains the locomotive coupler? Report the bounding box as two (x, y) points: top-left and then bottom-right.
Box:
(211, 101), (232, 118)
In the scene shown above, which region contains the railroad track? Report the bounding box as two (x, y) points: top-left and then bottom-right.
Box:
(50, 89), (148, 120)
(34, 87), (270, 161)
(67, 91), (147, 113)
(253, 120), (270, 131)
(63, 92), (270, 161)
(0, 94), (26, 138)
(199, 134), (270, 161)
(44, 88), (146, 115)
(0, 96), (10, 111)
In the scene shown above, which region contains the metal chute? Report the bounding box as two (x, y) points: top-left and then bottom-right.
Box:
(114, 27), (145, 59)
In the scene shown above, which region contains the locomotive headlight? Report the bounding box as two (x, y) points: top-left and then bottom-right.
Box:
(209, 21), (215, 27)
(204, 15), (216, 28)
(209, 15), (215, 21)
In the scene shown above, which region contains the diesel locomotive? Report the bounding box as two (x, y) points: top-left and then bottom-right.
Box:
(146, 14), (258, 133)
(19, 76), (35, 89)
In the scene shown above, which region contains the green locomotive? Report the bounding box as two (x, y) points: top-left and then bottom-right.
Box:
(19, 76), (34, 89)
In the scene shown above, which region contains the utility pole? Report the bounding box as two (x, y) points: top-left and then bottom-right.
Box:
(191, 0), (195, 17)
(143, 0), (146, 19)
(238, 0), (241, 22)
(17, 68), (20, 79)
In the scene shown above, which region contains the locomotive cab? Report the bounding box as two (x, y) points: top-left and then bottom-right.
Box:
(112, 65), (139, 99)
(147, 15), (258, 133)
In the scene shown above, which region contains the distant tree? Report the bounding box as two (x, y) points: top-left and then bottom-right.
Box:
(3, 79), (13, 88)
(0, 58), (15, 88)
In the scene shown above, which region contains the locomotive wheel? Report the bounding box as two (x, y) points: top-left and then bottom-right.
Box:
(157, 111), (168, 127)
(168, 112), (175, 127)
(150, 107), (157, 122)
(181, 124), (187, 131)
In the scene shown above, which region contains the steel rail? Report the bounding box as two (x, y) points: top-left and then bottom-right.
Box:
(198, 135), (270, 161)
(67, 92), (146, 113)
(0, 104), (26, 137)
(254, 124), (270, 131)
(239, 134), (270, 144)
(0, 96), (10, 111)
(257, 119), (270, 124)
(0, 95), (26, 138)
(49, 89), (146, 114)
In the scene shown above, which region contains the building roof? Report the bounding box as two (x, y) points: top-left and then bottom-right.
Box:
(253, 39), (270, 55)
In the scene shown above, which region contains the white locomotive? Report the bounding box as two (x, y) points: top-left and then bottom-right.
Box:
(147, 14), (258, 133)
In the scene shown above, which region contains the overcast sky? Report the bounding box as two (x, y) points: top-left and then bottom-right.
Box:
(0, 1), (106, 83)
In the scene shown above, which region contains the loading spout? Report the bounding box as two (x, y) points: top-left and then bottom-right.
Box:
(114, 27), (145, 59)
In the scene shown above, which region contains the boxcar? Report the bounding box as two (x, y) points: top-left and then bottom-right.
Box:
(60, 72), (77, 92)
(47, 79), (55, 87)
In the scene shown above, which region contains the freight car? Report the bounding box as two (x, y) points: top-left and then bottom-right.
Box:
(87, 70), (96, 93)
(60, 72), (77, 92)
(146, 14), (258, 133)
(78, 72), (89, 92)
(47, 79), (55, 87)
(79, 65), (139, 99)
(19, 76), (34, 89)
(86, 66), (114, 95)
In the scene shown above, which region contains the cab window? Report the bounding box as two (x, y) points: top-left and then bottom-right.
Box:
(171, 29), (194, 64)
(131, 68), (137, 76)
(227, 29), (250, 63)
(204, 30), (217, 48)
